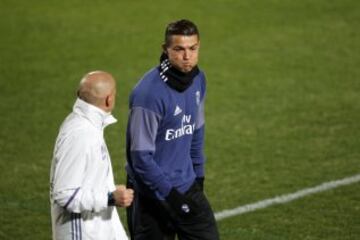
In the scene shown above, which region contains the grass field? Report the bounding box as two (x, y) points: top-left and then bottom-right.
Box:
(1, 0), (360, 239)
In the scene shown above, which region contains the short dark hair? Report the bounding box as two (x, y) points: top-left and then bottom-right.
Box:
(164, 19), (200, 47)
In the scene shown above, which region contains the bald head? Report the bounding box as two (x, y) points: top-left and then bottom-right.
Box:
(78, 71), (116, 112)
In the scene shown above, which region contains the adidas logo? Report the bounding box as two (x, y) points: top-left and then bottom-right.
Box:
(174, 105), (182, 116)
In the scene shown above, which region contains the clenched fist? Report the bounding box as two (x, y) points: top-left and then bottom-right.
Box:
(112, 185), (134, 207)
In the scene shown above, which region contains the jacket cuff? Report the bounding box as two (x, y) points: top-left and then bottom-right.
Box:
(92, 188), (109, 212)
(193, 164), (204, 178)
(157, 181), (173, 199)
(107, 192), (116, 206)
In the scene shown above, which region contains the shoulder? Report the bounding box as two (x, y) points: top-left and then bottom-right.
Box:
(198, 70), (206, 88)
(129, 67), (167, 114)
(192, 69), (206, 91)
(192, 70), (206, 100)
(57, 113), (99, 148)
(132, 68), (161, 93)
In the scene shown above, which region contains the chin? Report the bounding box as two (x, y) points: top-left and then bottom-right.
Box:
(182, 66), (193, 73)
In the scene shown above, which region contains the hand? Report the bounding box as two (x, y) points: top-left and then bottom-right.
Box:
(112, 185), (134, 207)
(166, 188), (198, 217)
(196, 177), (204, 191)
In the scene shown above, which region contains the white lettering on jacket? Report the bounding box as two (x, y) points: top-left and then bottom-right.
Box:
(165, 115), (195, 141)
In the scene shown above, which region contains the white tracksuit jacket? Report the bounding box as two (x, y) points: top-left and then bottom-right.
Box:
(50, 98), (128, 240)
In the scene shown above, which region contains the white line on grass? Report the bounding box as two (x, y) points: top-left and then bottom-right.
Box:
(215, 173), (360, 221)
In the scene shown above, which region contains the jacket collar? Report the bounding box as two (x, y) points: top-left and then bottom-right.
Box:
(73, 98), (117, 130)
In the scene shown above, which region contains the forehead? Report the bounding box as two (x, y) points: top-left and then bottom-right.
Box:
(168, 35), (199, 47)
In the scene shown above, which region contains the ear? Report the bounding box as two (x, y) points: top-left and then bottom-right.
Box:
(105, 95), (111, 108)
(162, 43), (168, 54)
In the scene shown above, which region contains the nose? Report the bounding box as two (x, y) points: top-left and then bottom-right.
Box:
(183, 49), (190, 60)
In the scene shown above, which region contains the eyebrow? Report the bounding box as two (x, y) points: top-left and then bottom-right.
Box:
(173, 43), (199, 49)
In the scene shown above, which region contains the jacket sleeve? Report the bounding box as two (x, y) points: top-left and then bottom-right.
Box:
(51, 131), (108, 213)
(128, 106), (172, 199)
(191, 94), (206, 178)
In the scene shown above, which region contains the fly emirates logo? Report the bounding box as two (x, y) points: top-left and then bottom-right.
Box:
(165, 115), (195, 141)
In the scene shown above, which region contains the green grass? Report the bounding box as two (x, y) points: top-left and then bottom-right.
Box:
(0, 0), (359, 239)
(217, 183), (360, 240)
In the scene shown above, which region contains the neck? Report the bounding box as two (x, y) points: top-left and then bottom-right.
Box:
(159, 53), (199, 92)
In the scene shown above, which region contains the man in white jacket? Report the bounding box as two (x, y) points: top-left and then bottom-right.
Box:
(50, 71), (133, 240)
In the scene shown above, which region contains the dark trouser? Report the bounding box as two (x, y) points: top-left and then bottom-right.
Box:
(126, 178), (220, 240)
